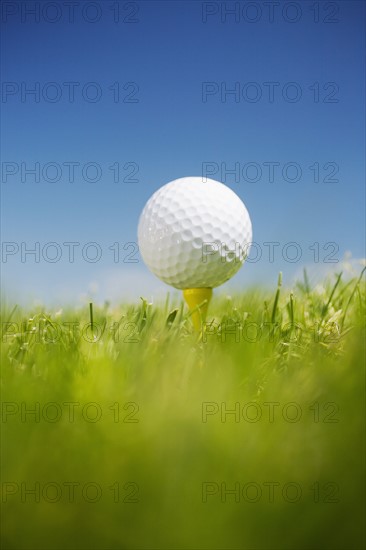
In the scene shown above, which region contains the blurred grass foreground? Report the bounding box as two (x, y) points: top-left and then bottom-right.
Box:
(1, 270), (365, 550)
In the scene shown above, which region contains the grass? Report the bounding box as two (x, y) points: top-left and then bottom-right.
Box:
(1, 270), (365, 550)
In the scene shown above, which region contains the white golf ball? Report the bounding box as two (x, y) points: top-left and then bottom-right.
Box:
(137, 177), (252, 289)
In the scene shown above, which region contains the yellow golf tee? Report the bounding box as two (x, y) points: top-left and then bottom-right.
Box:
(183, 288), (213, 331)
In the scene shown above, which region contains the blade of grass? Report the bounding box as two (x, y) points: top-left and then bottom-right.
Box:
(271, 272), (282, 324)
(139, 297), (148, 332)
(321, 272), (342, 322)
(340, 267), (366, 330)
(89, 302), (94, 334)
(166, 308), (178, 328)
(288, 292), (294, 326)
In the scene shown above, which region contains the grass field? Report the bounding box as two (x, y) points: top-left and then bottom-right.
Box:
(1, 269), (365, 550)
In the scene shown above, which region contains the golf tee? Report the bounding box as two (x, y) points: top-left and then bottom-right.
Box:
(183, 288), (213, 331)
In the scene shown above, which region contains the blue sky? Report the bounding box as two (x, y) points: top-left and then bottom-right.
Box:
(1, 0), (365, 305)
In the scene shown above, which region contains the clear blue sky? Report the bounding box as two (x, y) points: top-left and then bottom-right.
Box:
(1, 1), (365, 305)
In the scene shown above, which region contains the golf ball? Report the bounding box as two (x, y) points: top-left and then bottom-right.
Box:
(137, 177), (252, 289)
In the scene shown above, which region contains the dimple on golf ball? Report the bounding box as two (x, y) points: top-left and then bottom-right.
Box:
(137, 177), (252, 289)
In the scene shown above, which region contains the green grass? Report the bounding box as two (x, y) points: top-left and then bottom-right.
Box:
(1, 270), (365, 550)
